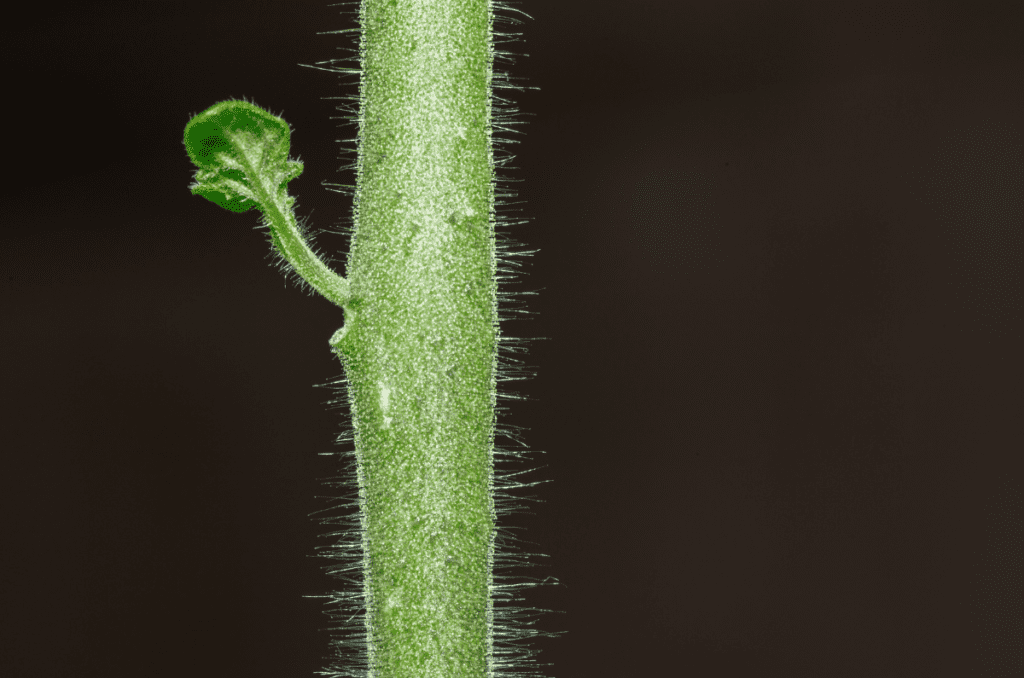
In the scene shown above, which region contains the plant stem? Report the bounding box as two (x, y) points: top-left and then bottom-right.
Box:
(329, 1), (499, 676)
(184, 1), (555, 675)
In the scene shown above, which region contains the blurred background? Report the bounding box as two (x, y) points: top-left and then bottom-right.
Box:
(1, 1), (1021, 676)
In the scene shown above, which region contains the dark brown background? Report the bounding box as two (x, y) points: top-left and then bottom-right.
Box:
(2, 1), (1020, 676)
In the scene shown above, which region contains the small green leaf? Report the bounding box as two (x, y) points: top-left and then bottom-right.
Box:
(183, 99), (303, 213)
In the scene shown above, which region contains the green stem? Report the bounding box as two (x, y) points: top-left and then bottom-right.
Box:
(183, 1), (556, 676)
(263, 203), (352, 311)
(334, 2), (498, 675)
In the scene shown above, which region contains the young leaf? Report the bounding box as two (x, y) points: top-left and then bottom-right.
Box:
(183, 98), (351, 311)
(183, 99), (303, 213)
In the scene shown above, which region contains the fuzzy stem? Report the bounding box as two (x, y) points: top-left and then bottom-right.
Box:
(184, 1), (508, 675)
(331, 1), (499, 676)
(262, 203), (353, 311)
